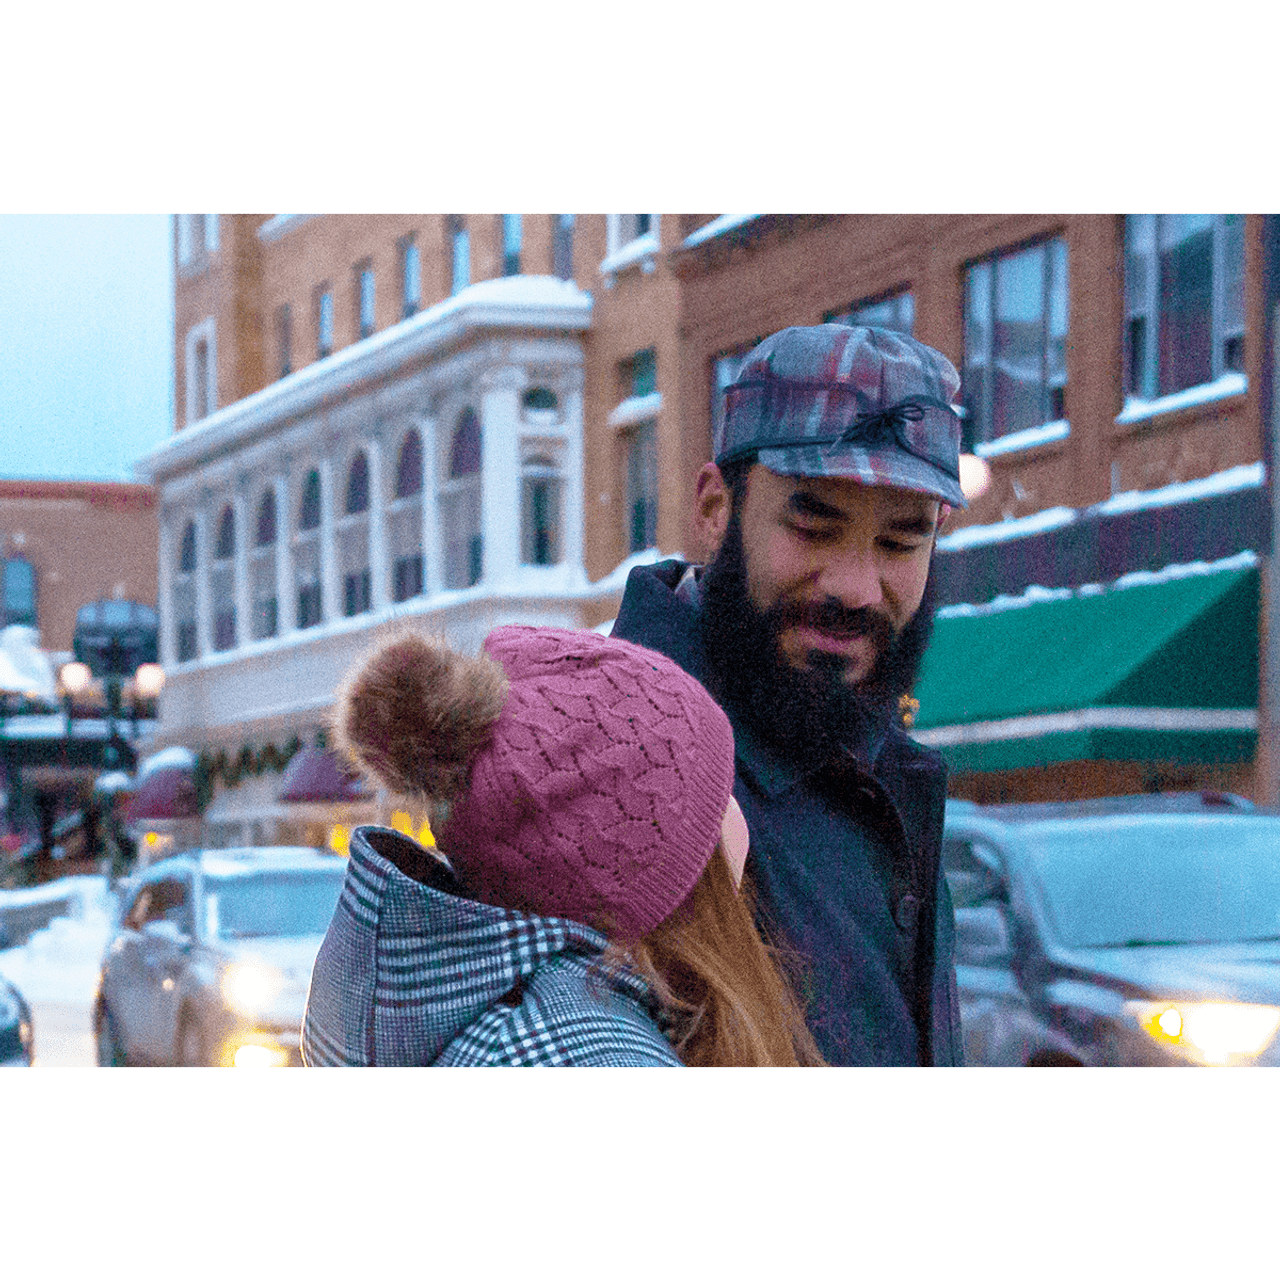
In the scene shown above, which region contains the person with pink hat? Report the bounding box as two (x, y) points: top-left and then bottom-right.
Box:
(302, 624), (824, 1067)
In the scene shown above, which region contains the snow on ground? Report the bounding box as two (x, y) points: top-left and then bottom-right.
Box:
(0, 876), (115, 1005)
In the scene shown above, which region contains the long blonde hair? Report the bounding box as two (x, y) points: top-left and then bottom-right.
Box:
(606, 849), (827, 1067)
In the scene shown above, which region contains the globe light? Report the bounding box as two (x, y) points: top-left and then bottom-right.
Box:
(133, 663), (166, 698)
(60, 661), (93, 694)
(959, 453), (992, 502)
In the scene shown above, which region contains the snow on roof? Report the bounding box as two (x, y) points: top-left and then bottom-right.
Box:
(139, 745), (197, 776)
(681, 215), (762, 249)
(936, 551), (1258, 620)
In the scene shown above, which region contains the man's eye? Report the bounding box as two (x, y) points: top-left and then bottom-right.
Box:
(880, 538), (924, 554)
(786, 521), (837, 542)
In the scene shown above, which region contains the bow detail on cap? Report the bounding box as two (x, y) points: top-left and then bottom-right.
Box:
(828, 395), (959, 478)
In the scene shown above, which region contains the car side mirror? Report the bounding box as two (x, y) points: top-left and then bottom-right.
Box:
(954, 904), (1012, 965)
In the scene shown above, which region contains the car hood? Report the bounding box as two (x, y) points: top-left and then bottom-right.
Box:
(1064, 938), (1280, 1004)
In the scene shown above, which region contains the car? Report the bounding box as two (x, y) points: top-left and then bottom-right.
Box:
(93, 846), (346, 1067)
(0, 976), (34, 1066)
(943, 792), (1280, 1066)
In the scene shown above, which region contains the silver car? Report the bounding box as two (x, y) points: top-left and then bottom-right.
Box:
(94, 847), (346, 1067)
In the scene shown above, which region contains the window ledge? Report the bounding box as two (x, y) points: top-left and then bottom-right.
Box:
(973, 420), (1070, 459)
(608, 392), (662, 428)
(1116, 372), (1247, 427)
(599, 233), (661, 279)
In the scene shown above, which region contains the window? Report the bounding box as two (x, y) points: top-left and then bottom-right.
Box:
(211, 505), (236, 652)
(175, 520), (198, 661)
(826, 288), (915, 336)
(316, 287), (334, 359)
(276, 304), (292, 379)
(356, 261), (376, 339)
(340, 452), (372, 618)
(521, 454), (562, 566)
(553, 214), (574, 280)
(710, 343), (756, 459)
(448, 216), (470, 295)
(2, 558), (36, 628)
(625, 420), (658, 553)
(251, 489), (278, 640)
(502, 215), (522, 276)
(624, 348), (657, 399)
(177, 215), (218, 267)
(295, 470), (322, 629)
(390, 429), (424, 603)
(440, 409), (483, 589)
(617, 214), (653, 246)
(1125, 214), (1246, 400)
(963, 237), (1068, 448)
(522, 387), (558, 414)
(185, 319), (216, 424)
(401, 237), (421, 318)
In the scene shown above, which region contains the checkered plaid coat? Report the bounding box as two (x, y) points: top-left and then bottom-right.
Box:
(302, 827), (682, 1067)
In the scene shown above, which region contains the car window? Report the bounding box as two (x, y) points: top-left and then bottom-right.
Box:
(202, 868), (345, 941)
(128, 877), (193, 935)
(1026, 815), (1280, 948)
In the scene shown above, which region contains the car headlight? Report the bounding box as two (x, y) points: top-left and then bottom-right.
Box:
(1125, 999), (1280, 1064)
(221, 962), (285, 1017)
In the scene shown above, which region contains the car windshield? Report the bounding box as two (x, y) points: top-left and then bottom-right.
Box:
(203, 868), (345, 941)
(1025, 815), (1280, 948)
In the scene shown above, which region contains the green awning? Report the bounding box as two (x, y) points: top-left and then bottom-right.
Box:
(911, 562), (1258, 773)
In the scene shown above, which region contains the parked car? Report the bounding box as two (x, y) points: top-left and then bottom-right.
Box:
(93, 846), (346, 1067)
(0, 976), (34, 1066)
(943, 792), (1280, 1066)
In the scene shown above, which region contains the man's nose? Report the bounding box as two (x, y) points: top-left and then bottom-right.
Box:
(817, 548), (884, 610)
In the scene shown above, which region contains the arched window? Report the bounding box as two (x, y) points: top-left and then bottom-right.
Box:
(179, 521), (197, 574)
(299, 469), (322, 532)
(440, 409), (483, 589)
(390, 428), (424, 601)
(521, 454), (562, 566)
(175, 519), (198, 660)
(294, 469), (322, 627)
(346, 451), (370, 515)
(251, 489), (278, 639)
(339, 452), (371, 617)
(255, 489), (277, 547)
(395, 428), (423, 499)
(211, 504), (236, 651)
(522, 386), (558, 413)
(2, 558), (36, 628)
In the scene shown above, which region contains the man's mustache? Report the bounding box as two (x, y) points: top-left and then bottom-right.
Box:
(765, 598), (895, 652)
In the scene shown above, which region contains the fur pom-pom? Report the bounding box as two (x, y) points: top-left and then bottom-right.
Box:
(334, 633), (509, 803)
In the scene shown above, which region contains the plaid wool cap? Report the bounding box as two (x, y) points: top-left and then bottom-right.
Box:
(718, 324), (968, 508)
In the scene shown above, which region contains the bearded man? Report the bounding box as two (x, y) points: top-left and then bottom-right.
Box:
(611, 323), (966, 1065)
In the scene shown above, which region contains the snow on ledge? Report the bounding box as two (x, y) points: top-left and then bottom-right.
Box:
(599, 233), (660, 277)
(1093, 462), (1265, 516)
(681, 215), (762, 248)
(608, 392), (662, 428)
(257, 215), (320, 242)
(974, 419), (1070, 459)
(1116, 372), (1247, 426)
(936, 506), (1076, 551)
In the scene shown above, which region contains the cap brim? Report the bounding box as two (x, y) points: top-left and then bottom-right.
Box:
(755, 443), (969, 508)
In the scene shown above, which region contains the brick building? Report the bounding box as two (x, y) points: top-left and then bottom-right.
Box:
(139, 214), (1277, 842)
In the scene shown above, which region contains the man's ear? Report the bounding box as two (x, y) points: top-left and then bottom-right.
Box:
(694, 462), (733, 559)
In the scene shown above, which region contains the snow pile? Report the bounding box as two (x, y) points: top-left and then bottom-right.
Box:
(0, 876), (115, 1004)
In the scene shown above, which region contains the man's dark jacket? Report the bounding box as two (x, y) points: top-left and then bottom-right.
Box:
(612, 559), (963, 1066)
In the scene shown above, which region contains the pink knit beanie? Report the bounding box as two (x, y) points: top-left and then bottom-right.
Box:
(336, 625), (737, 940)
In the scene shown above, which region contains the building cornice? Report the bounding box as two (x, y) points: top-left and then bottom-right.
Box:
(137, 276), (593, 484)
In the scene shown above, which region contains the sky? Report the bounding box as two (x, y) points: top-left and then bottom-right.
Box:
(0, 215), (173, 483)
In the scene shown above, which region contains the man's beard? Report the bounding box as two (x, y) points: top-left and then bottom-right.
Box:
(699, 508), (937, 769)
